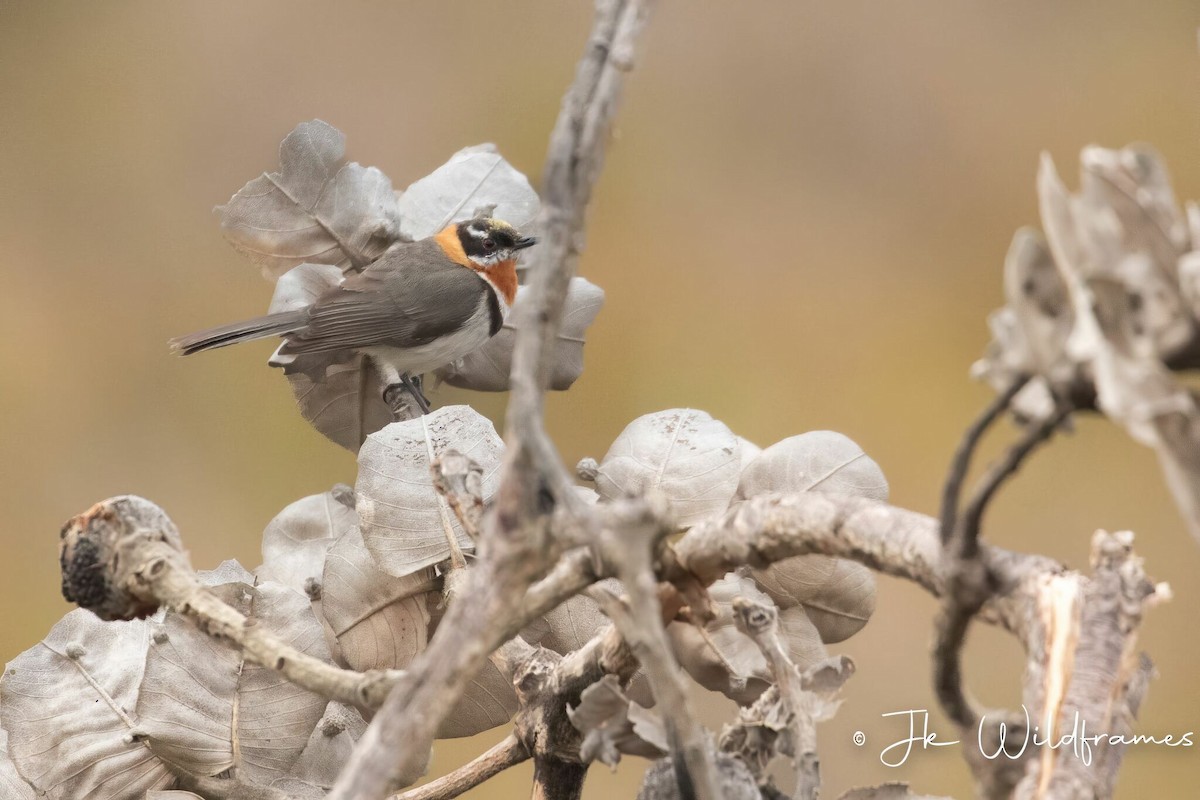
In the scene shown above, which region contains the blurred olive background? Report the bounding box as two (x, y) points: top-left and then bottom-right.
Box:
(3, 1), (1199, 797)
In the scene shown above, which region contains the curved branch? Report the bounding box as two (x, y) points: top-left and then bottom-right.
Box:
(390, 734), (530, 800)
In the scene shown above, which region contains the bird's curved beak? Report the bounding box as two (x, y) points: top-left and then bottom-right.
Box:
(513, 236), (538, 250)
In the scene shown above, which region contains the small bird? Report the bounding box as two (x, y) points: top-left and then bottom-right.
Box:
(171, 217), (537, 412)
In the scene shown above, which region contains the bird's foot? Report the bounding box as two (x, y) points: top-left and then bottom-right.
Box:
(383, 373), (431, 417)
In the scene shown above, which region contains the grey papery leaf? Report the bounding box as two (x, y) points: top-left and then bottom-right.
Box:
(1178, 252), (1200, 320)
(396, 144), (539, 241)
(737, 430), (888, 503)
(356, 405), (503, 578)
(321, 526), (433, 672)
(1187, 201), (1200, 249)
(424, 595), (520, 738)
(266, 779), (328, 799)
(751, 555), (875, 644)
(0, 727), (35, 800)
(258, 488), (357, 592)
(567, 674), (668, 767)
(145, 794), (204, 799)
(1112, 252), (1194, 356)
(802, 654), (856, 698)
(638, 748), (762, 800)
(736, 436), (762, 472)
(220, 119), (400, 280)
(838, 784), (954, 800)
(1040, 155), (1200, 541)
(277, 702), (366, 791)
(437, 277), (605, 392)
(1079, 145), (1189, 273)
(595, 409), (742, 528)
(1003, 228), (1075, 386)
(197, 558), (256, 586)
(136, 575), (331, 785)
(521, 578), (620, 655)
(267, 263), (394, 451)
(970, 307), (1061, 422)
(0, 610), (172, 798)
(669, 572), (773, 704)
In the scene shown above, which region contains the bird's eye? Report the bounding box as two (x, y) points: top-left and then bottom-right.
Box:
(483, 239), (497, 251)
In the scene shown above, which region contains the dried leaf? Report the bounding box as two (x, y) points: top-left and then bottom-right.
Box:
(638, 748), (762, 800)
(276, 702), (366, 792)
(1040, 154), (1200, 541)
(258, 488), (357, 592)
(136, 566), (331, 785)
(146, 794), (204, 799)
(321, 526), (434, 672)
(838, 784), (953, 800)
(355, 405), (503, 578)
(737, 436), (762, 472)
(220, 120), (400, 280)
(0, 610), (172, 798)
(425, 596), (519, 738)
(265, 779), (328, 799)
(672, 574), (830, 704)
(737, 431), (888, 502)
(521, 579), (618, 655)
(751, 555), (876, 644)
(0, 727), (35, 800)
(595, 409), (742, 528)
(396, 144), (539, 241)
(568, 674), (667, 767)
(437, 277), (605, 392)
(669, 573), (773, 704)
(1080, 145), (1189, 274)
(267, 263), (393, 451)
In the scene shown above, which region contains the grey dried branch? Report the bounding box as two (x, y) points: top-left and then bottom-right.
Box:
(731, 598), (820, 800)
(172, 772), (295, 800)
(324, 3), (657, 796)
(389, 734), (529, 800)
(430, 449), (485, 550)
(673, 492), (1168, 800)
(58, 496), (402, 711)
(594, 522), (721, 800)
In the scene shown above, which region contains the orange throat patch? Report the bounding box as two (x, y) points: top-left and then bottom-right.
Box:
(434, 225), (518, 307)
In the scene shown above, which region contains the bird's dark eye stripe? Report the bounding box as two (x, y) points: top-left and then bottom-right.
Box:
(493, 231), (515, 247)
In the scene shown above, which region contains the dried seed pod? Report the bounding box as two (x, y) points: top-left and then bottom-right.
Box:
(58, 495), (188, 622)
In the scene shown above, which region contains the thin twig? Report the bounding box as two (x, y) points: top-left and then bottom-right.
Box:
(389, 734), (530, 800)
(957, 402), (1074, 560)
(939, 375), (1029, 545)
(935, 402), (1073, 729)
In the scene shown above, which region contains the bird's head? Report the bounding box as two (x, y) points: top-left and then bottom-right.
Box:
(454, 217), (538, 268)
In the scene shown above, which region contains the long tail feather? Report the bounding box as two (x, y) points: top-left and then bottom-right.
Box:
(170, 310), (308, 356)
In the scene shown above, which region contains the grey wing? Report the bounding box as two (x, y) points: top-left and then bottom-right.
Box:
(279, 253), (486, 355)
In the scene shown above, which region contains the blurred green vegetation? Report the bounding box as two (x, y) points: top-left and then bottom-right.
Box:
(2, 1), (1198, 797)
